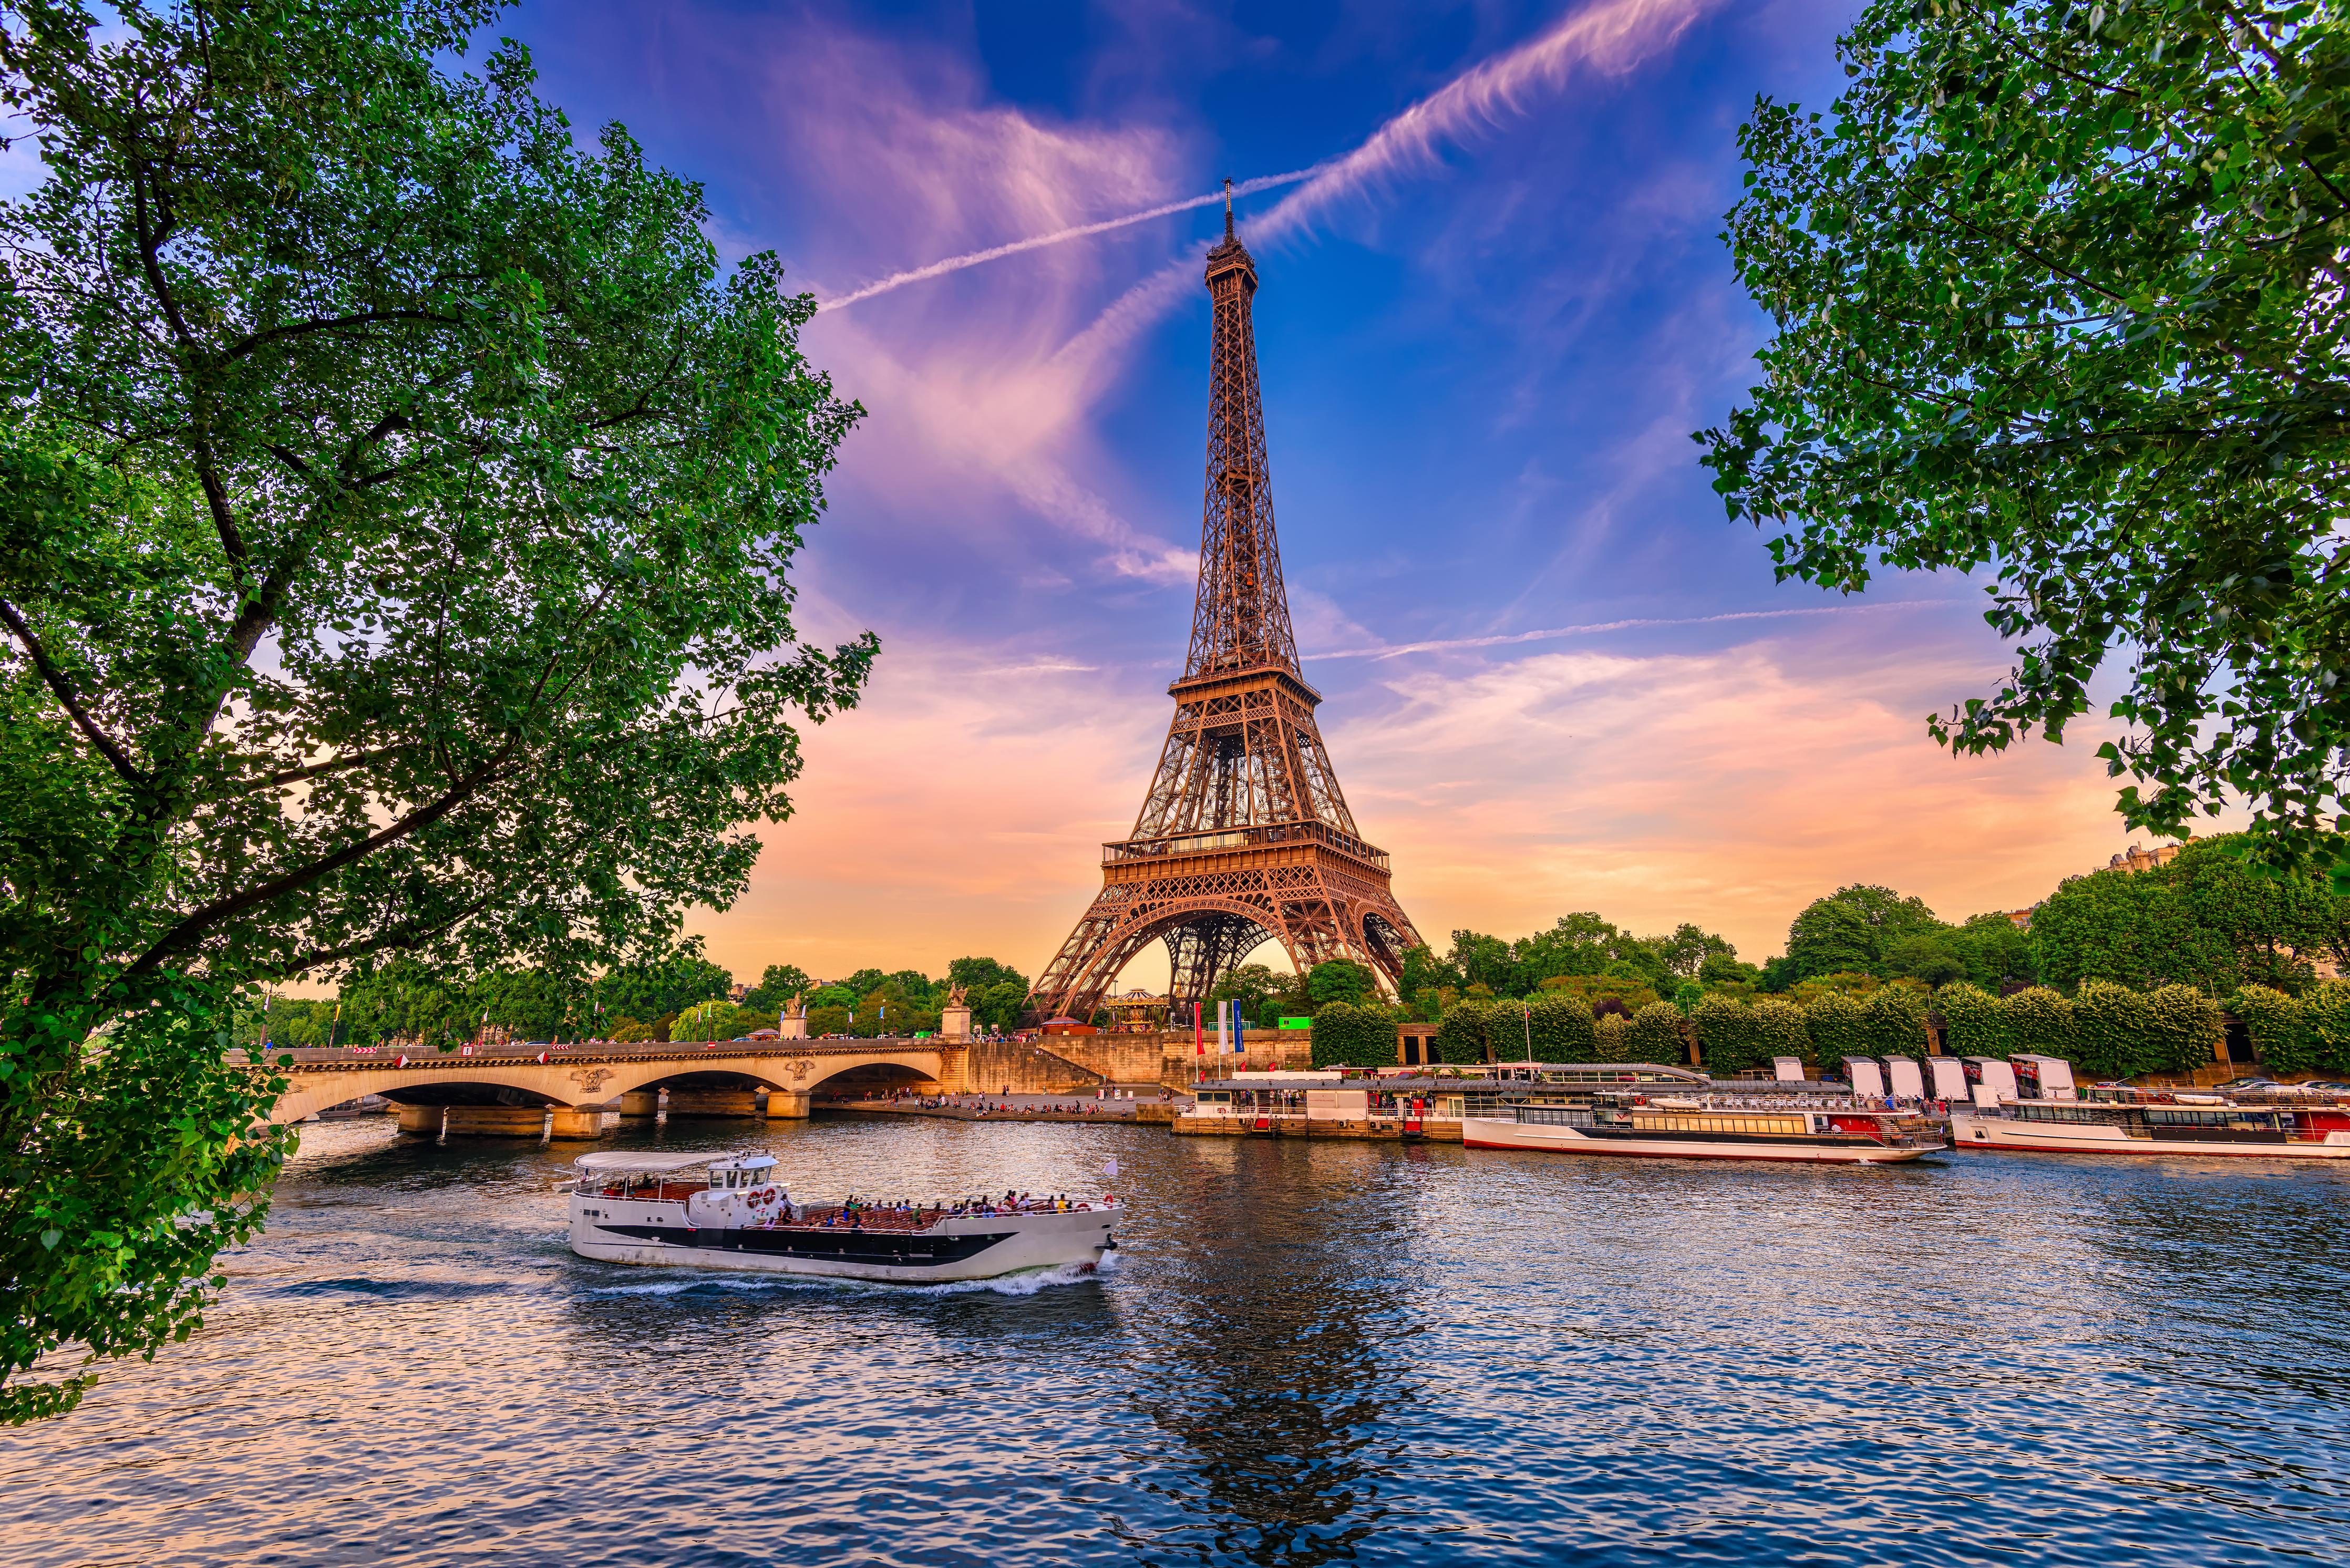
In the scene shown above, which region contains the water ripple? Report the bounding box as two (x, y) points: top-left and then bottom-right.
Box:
(2, 1120), (2346, 1566)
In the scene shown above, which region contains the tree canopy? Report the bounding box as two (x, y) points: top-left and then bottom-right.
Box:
(1703, 0), (2350, 873)
(2032, 833), (2350, 991)
(0, 1), (871, 1418)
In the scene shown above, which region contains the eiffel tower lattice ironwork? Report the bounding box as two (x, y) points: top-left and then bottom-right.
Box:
(1032, 190), (1423, 1024)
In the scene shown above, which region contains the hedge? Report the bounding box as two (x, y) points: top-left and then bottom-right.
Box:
(1527, 995), (1597, 1059)
(1628, 1002), (1685, 1063)
(1689, 994), (1762, 1076)
(2001, 987), (2078, 1060)
(1860, 987), (1930, 1059)
(1805, 991), (1867, 1064)
(1593, 1012), (1634, 1062)
(2232, 985), (2310, 1073)
(2144, 985), (2223, 1075)
(1751, 998), (1811, 1069)
(1308, 1002), (1396, 1069)
(1935, 982), (2007, 1059)
(2071, 980), (2155, 1078)
(2303, 982), (2350, 1072)
(1435, 999), (1497, 1065)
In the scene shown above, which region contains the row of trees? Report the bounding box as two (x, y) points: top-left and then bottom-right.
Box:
(255, 949), (1034, 1048)
(1310, 981), (2231, 1084)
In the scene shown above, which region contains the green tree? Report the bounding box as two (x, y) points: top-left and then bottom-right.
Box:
(1645, 923), (1736, 980)
(947, 957), (1027, 998)
(1210, 963), (1297, 1027)
(1306, 960), (1376, 1009)
(1698, 951), (1759, 987)
(596, 944), (736, 1035)
(974, 981), (1029, 1035)
(1882, 934), (1964, 988)
(743, 964), (812, 1012)
(1949, 914), (2037, 992)
(1398, 944), (1460, 1002)
(2073, 982), (2160, 1079)
(1447, 931), (1521, 997)
(1704, 0), (2350, 873)
(0, 3), (874, 1418)
(1782, 887), (1945, 984)
(2033, 835), (2347, 992)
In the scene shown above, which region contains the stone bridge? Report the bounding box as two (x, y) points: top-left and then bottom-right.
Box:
(253, 1039), (971, 1138)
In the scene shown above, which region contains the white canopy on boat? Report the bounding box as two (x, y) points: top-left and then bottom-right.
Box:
(572, 1149), (736, 1174)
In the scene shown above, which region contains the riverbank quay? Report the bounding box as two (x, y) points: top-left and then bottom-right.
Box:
(818, 1090), (1171, 1127)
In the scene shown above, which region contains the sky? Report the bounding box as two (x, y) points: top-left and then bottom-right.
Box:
(488, 0), (2161, 990)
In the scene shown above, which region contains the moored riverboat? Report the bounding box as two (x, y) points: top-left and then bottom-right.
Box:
(568, 1150), (1119, 1281)
(1463, 1091), (1943, 1164)
(1950, 1092), (2350, 1158)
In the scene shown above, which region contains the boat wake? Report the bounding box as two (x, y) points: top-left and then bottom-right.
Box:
(584, 1254), (1116, 1300)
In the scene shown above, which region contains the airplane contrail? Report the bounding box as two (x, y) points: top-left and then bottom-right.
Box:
(1311, 600), (1955, 662)
(815, 165), (1327, 312)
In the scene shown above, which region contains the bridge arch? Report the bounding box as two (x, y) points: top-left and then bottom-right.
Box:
(269, 1043), (967, 1126)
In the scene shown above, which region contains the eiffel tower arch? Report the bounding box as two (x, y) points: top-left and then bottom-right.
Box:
(1032, 192), (1423, 1024)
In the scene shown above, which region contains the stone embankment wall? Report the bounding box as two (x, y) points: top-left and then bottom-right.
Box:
(1032, 1031), (1168, 1085)
(960, 1039), (1107, 1094)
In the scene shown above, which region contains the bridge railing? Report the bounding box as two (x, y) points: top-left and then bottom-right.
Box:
(233, 1038), (961, 1067)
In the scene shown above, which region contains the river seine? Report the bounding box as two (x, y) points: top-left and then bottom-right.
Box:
(5, 1115), (2348, 1566)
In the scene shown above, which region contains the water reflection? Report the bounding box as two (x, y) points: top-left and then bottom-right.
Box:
(1124, 1142), (1424, 1565)
(2, 1120), (2347, 1567)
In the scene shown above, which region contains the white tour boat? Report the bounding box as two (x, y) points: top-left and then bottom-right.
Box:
(568, 1150), (1120, 1281)
(1463, 1092), (1944, 1164)
(1950, 1091), (2350, 1159)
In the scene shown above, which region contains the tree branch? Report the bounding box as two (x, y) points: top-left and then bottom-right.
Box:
(120, 756), (526, 984)
(0, 597), (145, 790)
(218, 308), (458, 364)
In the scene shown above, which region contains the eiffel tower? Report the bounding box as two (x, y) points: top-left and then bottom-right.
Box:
(1032, 189), (1423, 1024)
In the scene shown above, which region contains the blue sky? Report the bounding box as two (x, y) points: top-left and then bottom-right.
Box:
(487, 0), (2150, 987)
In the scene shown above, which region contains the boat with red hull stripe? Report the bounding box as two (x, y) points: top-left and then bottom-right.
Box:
(1464, 1097), (1943, 1164)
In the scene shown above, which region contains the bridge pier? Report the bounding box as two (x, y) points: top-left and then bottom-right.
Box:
(395, 1103), (443, 1137)
(617, 1091), (659, 1118)
(764, 1090), (810, 1119)
(548, 1107), (606, 1139)
(665, 1088), (758, 1118)
(441, 1105), (551, 1138)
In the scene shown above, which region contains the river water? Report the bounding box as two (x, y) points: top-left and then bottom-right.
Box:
(6, 1114), (2349, 1566)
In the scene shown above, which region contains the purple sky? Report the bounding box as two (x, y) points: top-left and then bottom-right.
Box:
(493, 0), (2162, 987)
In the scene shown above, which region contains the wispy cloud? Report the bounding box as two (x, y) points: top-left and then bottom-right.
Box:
(816, 166), (1323, 312)
(1054, 0), (1729, 364)
(1253, 0), (1723, 247)
(1313, 599), (1958, 661)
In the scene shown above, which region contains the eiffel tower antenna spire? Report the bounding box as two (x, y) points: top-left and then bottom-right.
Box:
(1032, 215), (1421, 1026)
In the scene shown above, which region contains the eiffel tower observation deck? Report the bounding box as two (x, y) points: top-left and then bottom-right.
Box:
(1033, 188), (1423, 1023)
